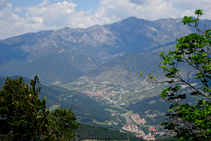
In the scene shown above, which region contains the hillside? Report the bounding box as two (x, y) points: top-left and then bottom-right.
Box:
(65, 41), (197, 93)
(0, 51), (102, 84)
(1, 17), (211, 84)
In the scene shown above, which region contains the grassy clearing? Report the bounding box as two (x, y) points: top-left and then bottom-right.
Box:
(146, 114), (157, 118)
(104, 108), (119, 113)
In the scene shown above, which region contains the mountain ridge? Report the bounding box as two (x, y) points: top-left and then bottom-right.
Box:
(1, 16), (211, 84)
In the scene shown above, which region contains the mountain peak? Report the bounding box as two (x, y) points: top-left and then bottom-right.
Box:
(118, 16), (150, 25)
(122, 16), (139, 22)
(125, 16), (139, 20)
(88, 24), (103, 29)
(61, 27), (71, 30)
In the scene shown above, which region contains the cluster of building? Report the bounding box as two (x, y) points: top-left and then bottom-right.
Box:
(122, 124), (138, 132)
(129, 113), (147, 125)
(81, 87), (121, 98)
(122, 125), (156, 140)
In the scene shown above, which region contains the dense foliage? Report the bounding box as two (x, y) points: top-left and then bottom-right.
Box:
(72, 123), (144, 141)
(141, 9), (211, 140)
(0, 75), (50, 140)
(46, 108), (79, 140)
(0, 75), (79, 140)
(156, 137), (179, 141)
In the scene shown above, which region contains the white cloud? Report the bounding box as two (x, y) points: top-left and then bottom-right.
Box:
(0, 0), (9, 9)
(94, 0), (211, 23)
(202, 0), (211, 4)
(39, 0), (50, 7)
(14, 7), (22, 12)
(0, 0), (103, 40)
(0, 2), (46, 40)
(0, 0), (211, 40)
(25, 1), (77, 27)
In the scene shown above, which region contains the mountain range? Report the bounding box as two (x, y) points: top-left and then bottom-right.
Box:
(1, 17), (211, 85)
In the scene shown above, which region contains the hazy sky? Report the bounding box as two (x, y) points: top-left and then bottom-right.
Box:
(1, 0), (211, 40)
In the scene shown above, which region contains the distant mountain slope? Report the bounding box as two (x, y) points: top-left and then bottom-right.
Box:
(84, 52), (162, 84)
(0, 54), (82, 84)
(76, 41), (197, 91)
(76, 44), (167, 90)
(1, 17), (211, 84)
(0, 50), (102, 84)
(2, 17), (211, 63)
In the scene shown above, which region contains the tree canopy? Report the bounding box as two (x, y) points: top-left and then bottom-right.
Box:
(141, 9), (211, 140)
(0, 75), (79, 141)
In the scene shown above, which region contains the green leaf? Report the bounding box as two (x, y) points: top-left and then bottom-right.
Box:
(195, 9), (204, 15)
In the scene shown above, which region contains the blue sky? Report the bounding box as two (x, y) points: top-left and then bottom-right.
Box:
(1, 0), (211, 40)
